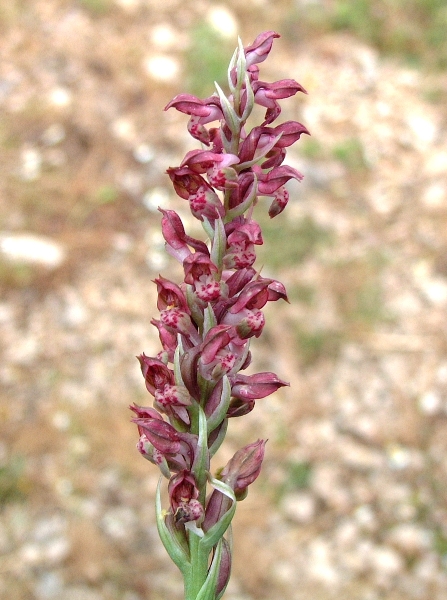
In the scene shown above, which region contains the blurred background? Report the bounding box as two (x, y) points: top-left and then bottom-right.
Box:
(1, 0), (447, 599)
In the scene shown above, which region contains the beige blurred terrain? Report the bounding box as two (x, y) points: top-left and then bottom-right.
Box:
(1, 1), (447, 599)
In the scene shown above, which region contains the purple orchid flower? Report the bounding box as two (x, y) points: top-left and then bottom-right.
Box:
(131, 30), (309, 598)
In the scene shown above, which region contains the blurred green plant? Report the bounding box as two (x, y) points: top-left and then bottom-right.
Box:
(332, 137), (368, 171)
(433, 528), (447, 560)
(94, 184), (119, 205)
(184, 22), (233, 97)
(299, 137), (325, 160)
(288, 283), (316, 306)
(0, 258), (35, 288)
(294, 326), (343, 366)
(274, 460), (313, 502)
(0, 455), (29, 504)
(259, 214), (334, 270)
(78, 0), (112, 16)
(329, 252), (390, 336)
(282, 0), (447, 70)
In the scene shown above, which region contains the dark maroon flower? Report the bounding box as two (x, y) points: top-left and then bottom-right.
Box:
(253, 78), (307, 104)
(160, 208), (209, 262)
(181, 149), (239, 174)
(160, 307), (201, 344)
(198, 325), (247, 381)
(167, 166), (208, 200)
(129, 403), (164, 436)
(238, 126), (281, 165)
(138, 354), (175, 396)
(154, 276), (189, 313)
(271, 120), (310, 148)
(200, 325), (237, 366)
(165, 95), (224, 144)
(253, 80), (307, 124)
(168, 470), (199, 510)
(223, 267), (256, 297)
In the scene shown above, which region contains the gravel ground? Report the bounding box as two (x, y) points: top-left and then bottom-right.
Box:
(1, 2), (447, 599)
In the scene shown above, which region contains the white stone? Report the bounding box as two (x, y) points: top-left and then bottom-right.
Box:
(111, 117), (137, 144)
(41, 123), (66, 146)
(308, 539), (340, 585)
(51, 411), (71, 431)
(419, 390), (442, 415)
(150, 24), (182, 50)
(101, 507), (137, 541)
(386, 524), (432, 555)
(206, 6), (238, 38)
(19, 147), (42, 181)
(422, 182), (446, 208)
(133, 143), (154, 164)
(144, 55), (180, 82)
(48, 87), (72, 108)
(386, 444), (412, 470)
(142, 187), (170, 212)
(372, 545), (405, 576)
(0, 232), (65, 268)
(281, 491), (316, 524)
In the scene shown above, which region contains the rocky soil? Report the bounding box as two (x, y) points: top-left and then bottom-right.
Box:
(1, 1), (447, 599)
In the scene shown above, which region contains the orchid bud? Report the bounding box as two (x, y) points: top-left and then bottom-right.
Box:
(268, 185), (289, 218)
(133, 417), (182, 456)
(234, 308), (265, 339)
(221, 439), (266, 498)
(231, 372), (289, 400)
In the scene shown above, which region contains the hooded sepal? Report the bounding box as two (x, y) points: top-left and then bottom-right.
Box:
(155, 478), (191, 576)
(200, 477), (236, 552)
(206, 375), (232, 433)
(208, 418), (228, 458)
(215, 535), (232, 600)
(191, 406), (210, 490)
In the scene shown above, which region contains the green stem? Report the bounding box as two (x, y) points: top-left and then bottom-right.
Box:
(184, 532), (209, 600)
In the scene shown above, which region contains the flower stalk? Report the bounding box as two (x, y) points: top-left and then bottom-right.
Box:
(131, 31), (309, 600)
